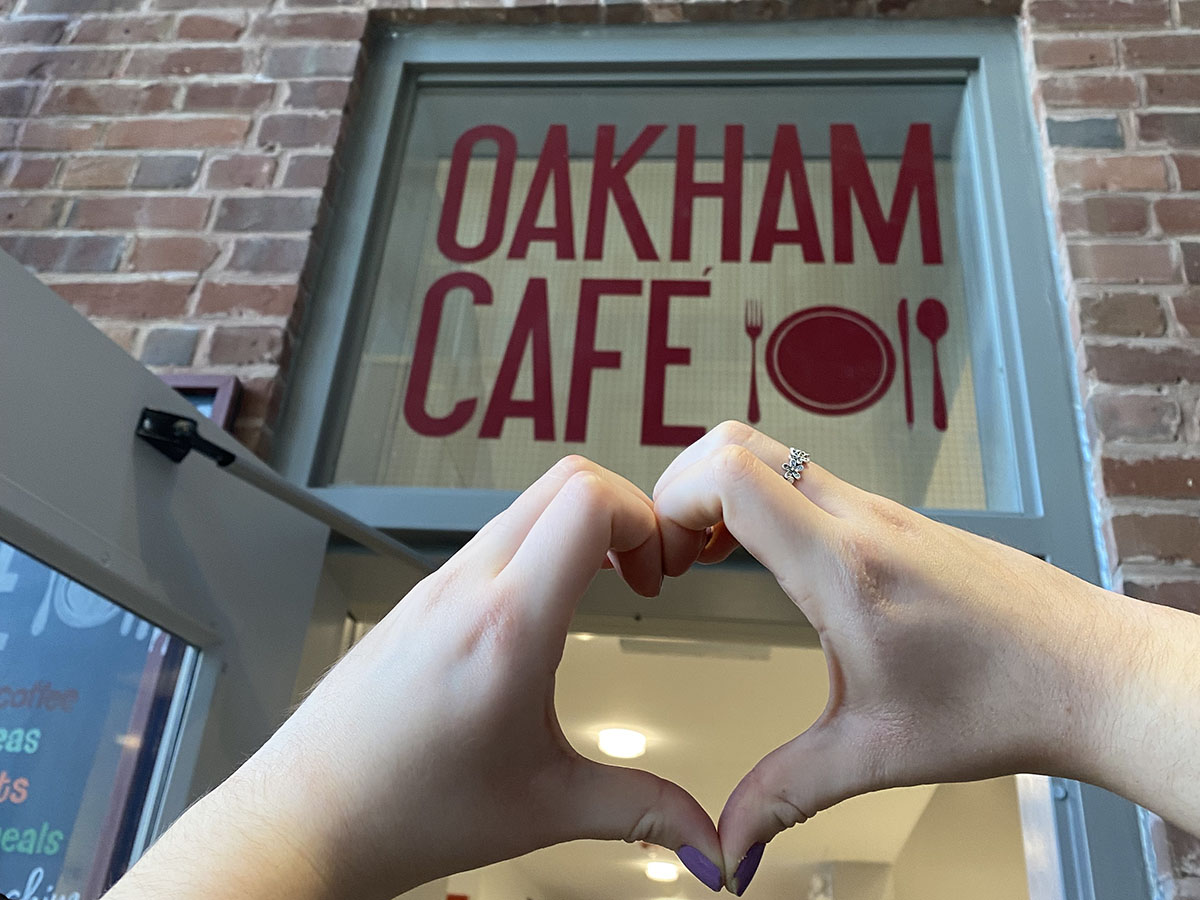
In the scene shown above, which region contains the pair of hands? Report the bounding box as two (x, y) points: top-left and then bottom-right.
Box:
(110, 422), (1181, 900)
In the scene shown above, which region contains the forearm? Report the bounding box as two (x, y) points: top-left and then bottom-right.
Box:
(103, 769), (340, 900)
(1069, 589), (1200, 834)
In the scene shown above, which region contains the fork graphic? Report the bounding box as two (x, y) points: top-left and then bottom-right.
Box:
(744, 300), (763, 424)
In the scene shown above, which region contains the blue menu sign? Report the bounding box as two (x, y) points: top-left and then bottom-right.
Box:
(0, 541), (187, 900)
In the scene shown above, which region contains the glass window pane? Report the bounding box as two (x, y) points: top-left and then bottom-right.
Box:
(332, 76), (1019, 511)
(0, 539), (194, 900)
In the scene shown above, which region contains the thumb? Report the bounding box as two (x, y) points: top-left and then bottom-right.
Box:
(566, 759), (725, 892)
(718, 721), (864, 896)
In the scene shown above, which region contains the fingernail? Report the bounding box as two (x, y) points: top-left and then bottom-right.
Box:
(676, 845), (722, 892)
(730, 842), (765, 896)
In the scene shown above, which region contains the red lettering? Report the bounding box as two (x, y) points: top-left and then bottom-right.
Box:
(509, 124), (575, 261)
(437, 125), (517, 263)
(584, 125), (665, 261)
(750, 125), (824, 263)
(831, 122), (942, 265)
(403, 272), (493, 437)
(480, 278), (555, 440)
(642, 280), (709, 446)
(566, 278), (641, 442)
(672, 124), (743, 262)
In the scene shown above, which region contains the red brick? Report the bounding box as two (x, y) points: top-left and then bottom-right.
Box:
(39, 83), (177, 116)
(129, 236), (221, 272)
(1174, 291), (1200, 337)
(1090, 392), (1181, 442)
(0, 17), (68, 43)
(1029, 0), (1169, 29)
(1144, 75), (1200, 109)
(1061, 196), (1149, 236)
(1079, 291), (1166, 335)
(227, 237), (309, 273)
(257, 113), (342, 148)
(1175, 155), (1200, 191)
(68, 196), (212, 230)
(282, 153), (331, 188)
(1156, 199), (1200, 235)
(0, 234), (124, 273)
(262, 43), (359, 78)
(1183, 0), (1200, 27)
(60, 155), (136, 189)
(1139, 114), (1200, 148)
(0, 48), (124, 80)
(236, 376), (281, 423)
(1186, 243), (1200, 284)
(206, 153), (277, 189)
(1034, 38), (1116, 70)
(54, 279), (193, 317)
(0, 196), (64, 229)
(124, 47), (247, 77)
(285, 79), (352, 110)
(176, 14), (246, 41)
(70, 14), (172, 43)
(1123, 35), (1200, 69)
(106, 117), (250, 149)
(1113, 514), (1200, 563)
(209, 326), (285, 365)
(1055, 155), (1168, 192)
(1125, 576), (1200, 615)
(98, 323), (138, 354)
(9, 157), (59, 189)
(0, 85), (36, 118)
(251, 11), (366, 38)
(1069, 242), (1179, 283)
(1086, 342), (1200, 382)
(183, 82), (275, 112)
(214, 196), (320, 232)
(1104, 458), (1200, 501)
(1041, 75), (1138, 109)
(20, 120), (104, 151)
(197, 282), (299, 316)
(23, 0), (139, 10)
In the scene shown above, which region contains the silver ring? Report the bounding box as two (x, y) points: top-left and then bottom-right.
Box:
(782, 448), (810, 484)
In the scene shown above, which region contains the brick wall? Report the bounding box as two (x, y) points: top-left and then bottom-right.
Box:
(0, 0), (1197, 874)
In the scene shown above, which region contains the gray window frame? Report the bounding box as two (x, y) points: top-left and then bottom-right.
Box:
(273, 20), (1154, 900)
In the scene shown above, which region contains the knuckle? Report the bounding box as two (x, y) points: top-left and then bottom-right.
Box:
(711, 444), (760, 489)
(863, 495), (917, 537)
(552, 454), (597, 479)
(712, 419), (754, 447)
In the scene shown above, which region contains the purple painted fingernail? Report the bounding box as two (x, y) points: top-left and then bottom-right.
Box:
(731, 842), (765, 896)
(676, 846), (722, 892)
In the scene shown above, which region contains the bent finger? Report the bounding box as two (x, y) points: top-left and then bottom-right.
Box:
(717, 722), (864, 895)
(496, 469), (662, 642)
(654, 445), (834, 604)
(565, 759), (724, 893)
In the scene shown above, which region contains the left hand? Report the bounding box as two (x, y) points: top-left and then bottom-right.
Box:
(109, 457), (722, 900)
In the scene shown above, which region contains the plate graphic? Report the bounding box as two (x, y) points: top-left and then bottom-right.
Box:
(765, 306), (896, 415)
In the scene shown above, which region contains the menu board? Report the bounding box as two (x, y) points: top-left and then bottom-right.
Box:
(0, 541), (187, 900)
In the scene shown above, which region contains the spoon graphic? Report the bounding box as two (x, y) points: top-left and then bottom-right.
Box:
(916, 298), (949, 431)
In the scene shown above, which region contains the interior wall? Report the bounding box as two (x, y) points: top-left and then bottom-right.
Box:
(446, 860), (544, 900)
(892, 778), (1028, 900)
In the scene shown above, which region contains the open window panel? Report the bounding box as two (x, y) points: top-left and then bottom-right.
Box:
(0, 250), (336, 899)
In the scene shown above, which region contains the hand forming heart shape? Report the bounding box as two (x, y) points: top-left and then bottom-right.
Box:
(108, 422), (1147, 900)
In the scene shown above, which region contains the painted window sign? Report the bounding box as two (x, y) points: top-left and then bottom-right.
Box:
(335, 83), (1000, 509)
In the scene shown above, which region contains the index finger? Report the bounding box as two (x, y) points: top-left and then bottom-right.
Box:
(653, 444), (835, 616)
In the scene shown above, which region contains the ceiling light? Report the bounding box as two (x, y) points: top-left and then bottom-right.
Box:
(572, 632), (596, 642)
(645, 862), (679, 883)
(597, 727), (646, 759)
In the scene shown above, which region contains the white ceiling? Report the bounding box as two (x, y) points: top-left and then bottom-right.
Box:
(501, 633), (936, 900)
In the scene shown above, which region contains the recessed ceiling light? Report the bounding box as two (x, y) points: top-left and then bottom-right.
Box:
(597, 727), (646, 759)
(645, 862), (679, 883)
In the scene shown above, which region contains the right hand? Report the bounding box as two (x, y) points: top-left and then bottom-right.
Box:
(652, 422), (1130, 894)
